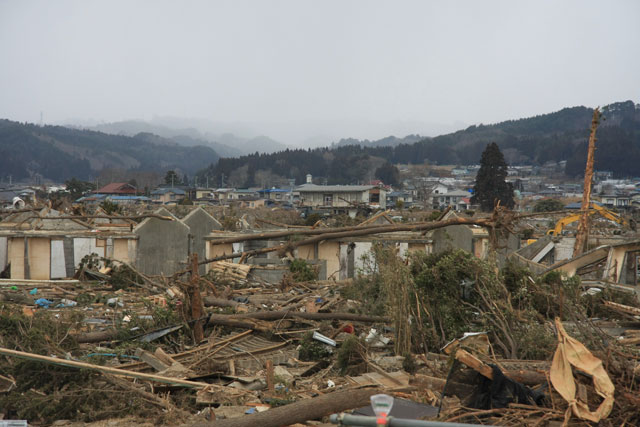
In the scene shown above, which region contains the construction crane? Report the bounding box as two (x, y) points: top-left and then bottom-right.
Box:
(547, 202), (635, 237)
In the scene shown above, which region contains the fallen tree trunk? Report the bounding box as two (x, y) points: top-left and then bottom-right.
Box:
(203, 296), (240, 308)
(200, 216), (494, 265)
(206, 314), (274, 332)
(227, 310), (388, 323)
(0, 346), (211, 389)
(196, 387), (380, 427)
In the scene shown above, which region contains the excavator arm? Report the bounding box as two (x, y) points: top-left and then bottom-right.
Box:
(547, 203), (634, 236)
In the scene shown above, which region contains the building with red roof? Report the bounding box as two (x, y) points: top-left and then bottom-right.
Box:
(94, 182), (137, 195)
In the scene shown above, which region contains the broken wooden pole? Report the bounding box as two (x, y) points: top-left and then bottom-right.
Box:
(265, 359), (274, 392)
(573, 107), (600, 257)
(189, 253), (205, 343)
(206, 314), (274, 332)
(203, 296), (240, 308)
(455, 349), (547, 385)
(192, 387), (381, 427)
(0, 346), (211, 389)
(228, 310), (388, 323)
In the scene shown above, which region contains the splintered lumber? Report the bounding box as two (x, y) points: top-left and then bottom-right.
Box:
(135, 348), (170, 371)
(227, 310), (387, 323)
(455, 349), (494, 379)
(191, 387), (381, 427)
(209, 261), (252, 279)
(0, 346), (211, 389)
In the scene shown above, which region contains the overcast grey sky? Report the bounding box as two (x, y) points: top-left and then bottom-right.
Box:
(1, 0), (639, 144)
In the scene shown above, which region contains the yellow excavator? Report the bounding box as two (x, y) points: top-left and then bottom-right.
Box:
(547, 202), (635, 236)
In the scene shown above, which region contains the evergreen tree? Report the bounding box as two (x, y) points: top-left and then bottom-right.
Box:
(375, 162), (400, 186)
(472, 143), (514, 211)
(164, 170), (179, 186)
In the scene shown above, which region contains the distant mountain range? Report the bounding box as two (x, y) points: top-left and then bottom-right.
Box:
(2, 100), (638, 184)
(201, 100), (640, 187)
(0, 120), (219, 182)
(85, 120), (289, 157)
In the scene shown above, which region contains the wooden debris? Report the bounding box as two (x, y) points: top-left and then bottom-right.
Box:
(193, 387), (382, 427)
(0, 346), (212, 389)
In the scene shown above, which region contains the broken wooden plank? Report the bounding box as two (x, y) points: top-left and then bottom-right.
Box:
(135, 348), (170, 372)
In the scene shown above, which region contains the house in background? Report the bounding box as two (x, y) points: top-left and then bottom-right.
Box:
(297, 184), (386, 210)
(151, 187), (186, 204)
(94, 183), (137, 196)
(433, 189), (471, 211)
(386, 191), (413, 208)
(600, 193), (632, 209)
(258, 188), (292, 202)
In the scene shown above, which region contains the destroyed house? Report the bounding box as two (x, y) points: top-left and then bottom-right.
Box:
(0, 206), (225, 279)
(548, 240), (640, 286)
(512, 237), (640, 287)
(204, 229), (429, 281)
(0, 208), (137, 280)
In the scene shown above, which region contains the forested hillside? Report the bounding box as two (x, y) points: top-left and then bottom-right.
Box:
(199, 101), (640, 186)
(0, 120), (219, 181)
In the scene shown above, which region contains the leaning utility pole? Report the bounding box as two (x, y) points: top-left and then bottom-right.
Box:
(573, 108), (601, 257)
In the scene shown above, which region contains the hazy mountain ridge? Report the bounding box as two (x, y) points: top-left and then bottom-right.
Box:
(84, 120), (288, 157)
(331, 134), (426, 148)
(199, 100), (640, 187)
(0, 120), (219, 182)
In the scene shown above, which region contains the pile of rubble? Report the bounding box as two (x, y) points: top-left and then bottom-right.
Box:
(0, 231), (639, 426)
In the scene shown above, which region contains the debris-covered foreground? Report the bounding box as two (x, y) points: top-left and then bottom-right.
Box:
(0, 246), (640, 426)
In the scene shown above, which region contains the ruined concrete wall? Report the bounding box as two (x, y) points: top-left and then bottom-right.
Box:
(50, 239), (66, 279)
(247, 258), (327, 282)
(431, 225), (473, 254)
(555, 237), (576, 262)
(8, 238), (24, 279)
(317, 241), (340, 280)
(134, 209), (190, 276)
(28, 237), (50, 280)
(0, 237), (7, 273)
(182, 208), (222, 274)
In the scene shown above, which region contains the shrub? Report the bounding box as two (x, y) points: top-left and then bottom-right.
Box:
(289, 259), (317, 282)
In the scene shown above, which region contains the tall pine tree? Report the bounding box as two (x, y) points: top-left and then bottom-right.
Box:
(472, 142), (514, 211)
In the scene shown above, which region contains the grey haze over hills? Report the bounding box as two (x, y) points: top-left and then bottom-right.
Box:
(65, 116), (459, 155)
(71, 118), (290, 157)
